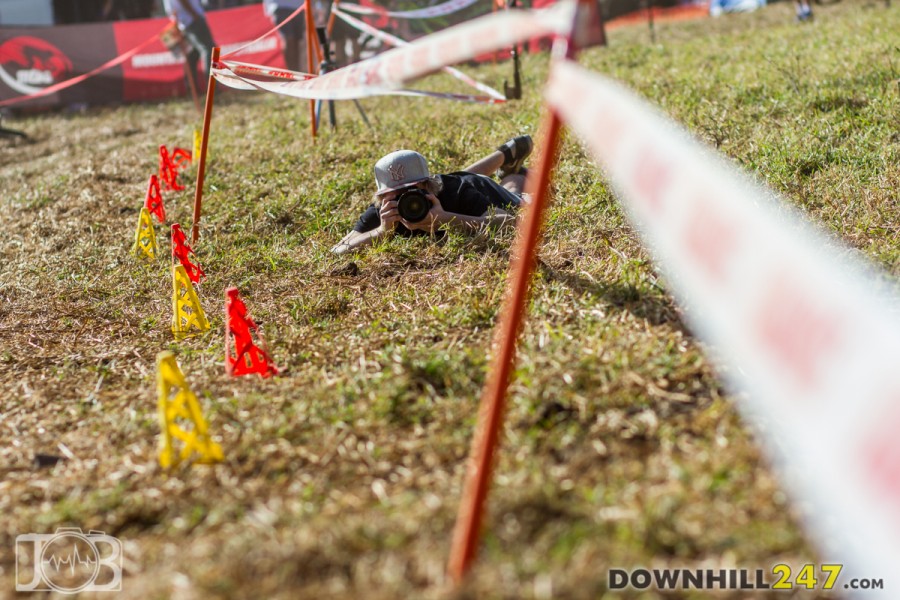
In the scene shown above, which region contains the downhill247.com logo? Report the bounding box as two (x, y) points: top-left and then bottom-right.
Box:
(0, 36), (72, 95)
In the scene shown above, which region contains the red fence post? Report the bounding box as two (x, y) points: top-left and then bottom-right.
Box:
(446, 0), (594, 583)
(191, 46), (220, 245)
(305, 0), (318, 140)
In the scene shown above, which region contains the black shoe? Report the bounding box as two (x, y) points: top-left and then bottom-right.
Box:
(497, 135), (533, 178)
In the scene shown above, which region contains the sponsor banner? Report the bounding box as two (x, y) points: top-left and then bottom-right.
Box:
(0, 29), (163, 110)
(112, 19), (182, 103)
(545, 59), (900, 596)
(0, 23), (120, 109)
(213, 2), (576, 101)
(0, 5), (283, 109)
(116, 5), (283, 102)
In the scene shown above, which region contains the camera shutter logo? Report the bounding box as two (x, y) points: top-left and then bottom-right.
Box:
(388, 163), (405, 182)
(16, 528), (123, 593)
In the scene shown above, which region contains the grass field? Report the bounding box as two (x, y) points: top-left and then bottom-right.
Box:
(1, 1), (898, 597)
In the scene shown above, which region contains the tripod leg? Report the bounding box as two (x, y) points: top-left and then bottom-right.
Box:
(0, 128), (27, 139)
(502, 0), (522, 100)
(0, 116), (27, 139)
(353, 99), (374, 131)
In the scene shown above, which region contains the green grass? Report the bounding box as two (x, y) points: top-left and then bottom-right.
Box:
(0, 2), (898, 598)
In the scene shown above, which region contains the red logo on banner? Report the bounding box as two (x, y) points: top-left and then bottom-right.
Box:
(0, 37), (73, 95)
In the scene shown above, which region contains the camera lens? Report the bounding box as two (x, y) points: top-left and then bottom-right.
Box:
(396, 189), (431, 223)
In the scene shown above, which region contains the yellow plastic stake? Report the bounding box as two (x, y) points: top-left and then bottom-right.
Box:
(132, 206), (157, 260)
(156, 351), (223, 468)
(193, 128), (201, 163)
(171, 264), (210, 339)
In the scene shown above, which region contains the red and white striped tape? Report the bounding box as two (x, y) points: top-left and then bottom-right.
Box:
(546, 59), (900, 594)
(338, 0), (480, 20)
(211, 1), (575, 101)
(332, 6), (505, 101)
(214, 62), (502, 103)
(222, 60), (315, 81)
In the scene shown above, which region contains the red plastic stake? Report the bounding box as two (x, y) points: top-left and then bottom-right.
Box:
(225, 287), (279, 378)
(144, 174), (165, 223)
(171, 223), (206, 284)
(159, 144), (185, 191)
(171, 147), (192, 170)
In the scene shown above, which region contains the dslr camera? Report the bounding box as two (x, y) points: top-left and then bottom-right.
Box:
(396, 188), (432, 223)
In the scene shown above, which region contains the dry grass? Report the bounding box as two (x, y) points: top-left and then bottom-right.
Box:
(0, 1), (898, 598)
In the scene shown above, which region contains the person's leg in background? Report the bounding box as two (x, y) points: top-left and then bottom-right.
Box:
(274, 7), (304, 72)
(182, 43), (201, 95)
(182, 17), (217, 90)
(331, 20), (360, 67)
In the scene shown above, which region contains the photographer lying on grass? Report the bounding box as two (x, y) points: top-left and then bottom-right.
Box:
(331, 136), (533, 254)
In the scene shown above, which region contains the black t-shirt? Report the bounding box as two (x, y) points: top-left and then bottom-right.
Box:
(352, 172), (521, 236)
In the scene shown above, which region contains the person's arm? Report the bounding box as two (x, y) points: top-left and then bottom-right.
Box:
(331, 198), (400, 254)
(331, 226), (390, 254)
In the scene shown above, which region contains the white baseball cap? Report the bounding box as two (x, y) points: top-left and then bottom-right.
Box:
(374, 150), (430, 195)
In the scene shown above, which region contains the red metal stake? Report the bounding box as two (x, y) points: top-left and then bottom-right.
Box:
(312, 19), (325, 65)
(191, 47), (220, 245)
(447, 109), (564, 585)
(305, 0), (318, 140)
(326, 0), (340, 40)
(446, 0), (593, 583)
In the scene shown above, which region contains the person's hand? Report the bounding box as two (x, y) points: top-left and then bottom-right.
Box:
(402, 192), (450, 233)
(378, 197), (401, 234)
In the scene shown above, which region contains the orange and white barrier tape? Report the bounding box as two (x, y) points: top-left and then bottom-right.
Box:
(338, 0), (480, 19)
(546, 59), (900, 591)
(221, 60), (315, 82)
(210, 1), (575, 101)
(332, 6), (506, 101)
(214, 62), (501, 103)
